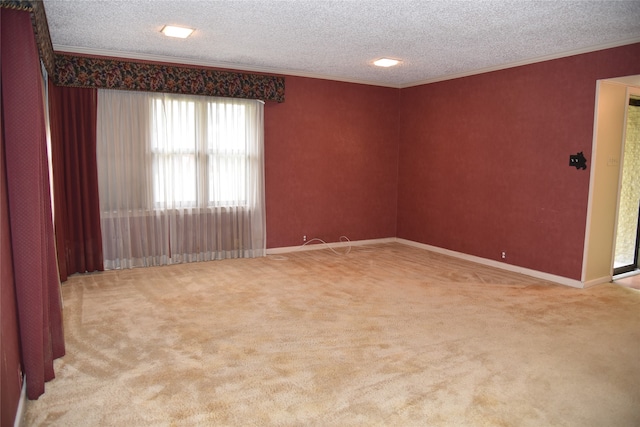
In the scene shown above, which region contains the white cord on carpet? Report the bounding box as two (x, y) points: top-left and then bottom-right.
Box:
(267, 235), (353, 260)
(301, 235), (352, 255)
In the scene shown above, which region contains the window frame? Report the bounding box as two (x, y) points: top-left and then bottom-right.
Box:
(150, 95), (249, 209)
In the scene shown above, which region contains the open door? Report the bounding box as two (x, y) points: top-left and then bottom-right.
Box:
(613, 94), (640, 276)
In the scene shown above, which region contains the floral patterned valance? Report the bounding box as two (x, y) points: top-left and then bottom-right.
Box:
(54, 54), (285, 103)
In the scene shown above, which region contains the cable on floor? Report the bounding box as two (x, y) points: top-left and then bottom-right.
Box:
(301, 235), (352, 255)
(267, 235), (352, 260)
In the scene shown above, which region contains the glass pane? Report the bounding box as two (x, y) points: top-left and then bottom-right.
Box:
(153, 154), (197, 207)
(208, 153), (246, 206)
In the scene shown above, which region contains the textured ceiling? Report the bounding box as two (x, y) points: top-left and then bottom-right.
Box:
(43, 0), (640, 87)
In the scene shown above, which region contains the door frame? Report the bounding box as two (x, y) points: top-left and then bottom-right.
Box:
(581, 76), (640, 286)
(612, 87), (640, 277)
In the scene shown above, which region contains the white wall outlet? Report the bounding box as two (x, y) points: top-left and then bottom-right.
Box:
(501, 251), (506, 259)
(303, 235), (307, 242)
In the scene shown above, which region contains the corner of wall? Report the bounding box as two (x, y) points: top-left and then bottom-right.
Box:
(397, 238), (584, 288)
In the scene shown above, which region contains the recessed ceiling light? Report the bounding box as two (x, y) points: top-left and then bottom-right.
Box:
(161, 25), (195, 39)
(373, 58), (400, 67)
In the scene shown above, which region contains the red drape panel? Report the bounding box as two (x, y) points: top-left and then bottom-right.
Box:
(1, 9), (65, 399)
(0, 13), (24, 425)
(48, 84), (103, 281)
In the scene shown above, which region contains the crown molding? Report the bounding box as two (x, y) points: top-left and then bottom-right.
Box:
(52, 45), (401, 89)
(399, 37), (640, 88)
(54, 37), (640, 91)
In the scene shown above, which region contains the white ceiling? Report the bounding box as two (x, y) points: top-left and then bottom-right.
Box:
(43, 0), (640, 88)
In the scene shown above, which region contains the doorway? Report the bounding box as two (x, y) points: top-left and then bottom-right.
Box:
(613, 95), (640, 276)
(582, 77), (640, 287)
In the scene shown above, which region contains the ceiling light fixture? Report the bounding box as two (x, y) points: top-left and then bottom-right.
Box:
(373, 58), (400, 67)
(161, 25), (194, 39)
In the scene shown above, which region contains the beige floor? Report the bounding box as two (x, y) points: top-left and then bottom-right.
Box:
(614, 272), (640, 290)
(24, 243), (640, 426)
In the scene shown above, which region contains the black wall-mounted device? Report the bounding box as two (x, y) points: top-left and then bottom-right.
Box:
(569, 152), (587, 170)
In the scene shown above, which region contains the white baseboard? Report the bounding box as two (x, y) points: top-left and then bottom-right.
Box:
(266, 237), (396, 255)
(267, 237), (585, 288)
(14, 375), (26, 427)
(396, 238), (584, 288)
(582, 276), (612, 288)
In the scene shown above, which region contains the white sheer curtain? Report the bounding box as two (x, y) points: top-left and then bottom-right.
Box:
(97, 89), (265, 269)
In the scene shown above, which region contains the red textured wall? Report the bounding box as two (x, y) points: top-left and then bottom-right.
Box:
(265, 76), (400, 248)
(397, 43), (640, 279)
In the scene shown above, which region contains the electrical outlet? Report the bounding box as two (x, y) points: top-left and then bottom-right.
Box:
(501, 251), (506, 259)
(303, 235), (307, 242)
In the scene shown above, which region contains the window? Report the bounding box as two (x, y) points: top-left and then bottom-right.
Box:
(150, 96), (250, 208)
(97, 89), (265, 269)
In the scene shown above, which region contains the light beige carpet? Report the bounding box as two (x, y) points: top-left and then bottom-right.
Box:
(24, 243), (640, 426)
